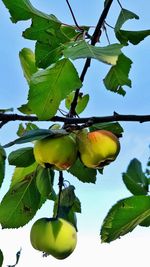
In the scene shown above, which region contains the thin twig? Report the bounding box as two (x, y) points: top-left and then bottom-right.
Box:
(56, 171), (64, 218)
(65, 0), (83, 31)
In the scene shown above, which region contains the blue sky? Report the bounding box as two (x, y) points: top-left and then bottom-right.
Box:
(0, 1), (150, 266)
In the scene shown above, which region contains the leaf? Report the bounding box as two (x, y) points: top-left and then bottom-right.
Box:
(4, 128), (68, 148)
(8, 147), (35, 167)
(17, 123), (38, 137)
(68, 158), (97, 183)
(103, 54), (132, 96)
(10, 163), (37, 188)
(18, 103), (32, 115)
(36, 166), (56, 200)
(28, 58), (82, 120)
(19, 48), (38, 84)
(0, 145), (6, 188)
(0, 249), (4, 267)
(90, 122), (124, 137)
(53, 185), (80, 230)
(2, 0), (54, 23)
(0, 172), (41, 228)
(115, 8), (139, 32)
(116, 29), (150, 45)
(122, 158), (149, 195)
(63, 41), (123, 65)
(23, 16), (78, 68)
(0, 107), (13, 113)
(65, 91), (89, 114)
(101, 195), (150, 243)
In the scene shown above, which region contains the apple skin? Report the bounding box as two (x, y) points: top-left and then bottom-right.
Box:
(77, 129), (120, 169)
(33, 135), (77, 170)
(30, 217), (77, 260)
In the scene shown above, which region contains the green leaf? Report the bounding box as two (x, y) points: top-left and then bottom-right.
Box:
(17, 123), (39, 137)
(0, 145), (6, 188)
(122, 158), (149, 195)
(90, 122), (124, 137)
(63, 41), (123, 65)
(28, 58), (82, 120)
(2, 0), (54, 23)
(10, 163), (37, 188)
(18, 103), (32, 115)
(101, 195), (150, 243)
(0, 249), (4, 267)
(68, 158), (97, 183)
(0, 107), (13, 113)
(116, 29), (150, 45)
(19, 48), (38, 84)
(65, 91), (89, 114)
(53, 185), (80, 230)
(36, 166), (56, 200)
(115, 8), (139, 32)
(23, 17), (78, 68)
(103, 54), (132, 96)
(8, 147), (35, 167)
(4, 128), (68, 148)
(0, 172), (41, 228)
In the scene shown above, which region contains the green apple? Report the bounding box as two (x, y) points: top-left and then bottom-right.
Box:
(30, 217), (77, 259)
(77, 129), (120, 169)
(33, 134), (77, 170)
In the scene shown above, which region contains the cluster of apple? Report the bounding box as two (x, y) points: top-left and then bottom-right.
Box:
(33, 129), (120, 171)
(30, 129), (120, 259)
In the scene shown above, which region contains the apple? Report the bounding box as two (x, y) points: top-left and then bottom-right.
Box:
(30, 217), (77, 259)
(33, 134), (77, 170)
(77, 129), (120, 169)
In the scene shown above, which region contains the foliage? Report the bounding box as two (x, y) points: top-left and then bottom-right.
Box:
(0, 0), (150, 263)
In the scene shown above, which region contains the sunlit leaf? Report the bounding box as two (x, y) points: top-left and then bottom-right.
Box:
(0, 172), (41, 228)
(103, 54), (132, 95)
(115, 8), (139, 32)
(64, 41), (123, 65)
(28, 58), (82, 119)
(65, 91), (89, 114)
(101, 195), (150, 243)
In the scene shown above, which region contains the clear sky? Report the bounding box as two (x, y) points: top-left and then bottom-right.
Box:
(0, 1), (150, 267)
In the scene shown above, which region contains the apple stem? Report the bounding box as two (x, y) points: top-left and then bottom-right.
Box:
(56, 171), (64, 218)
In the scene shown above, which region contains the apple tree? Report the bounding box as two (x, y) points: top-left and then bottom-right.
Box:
(0, 0), (150, 264)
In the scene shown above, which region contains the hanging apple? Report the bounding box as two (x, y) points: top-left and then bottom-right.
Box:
(33, 134), (77, 170)
(30, 217), (77, 260)
(77, 129), (120, 169)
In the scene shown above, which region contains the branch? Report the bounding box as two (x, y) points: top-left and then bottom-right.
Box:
(68, 0), (114, 116)
(0, 113), (150, 129)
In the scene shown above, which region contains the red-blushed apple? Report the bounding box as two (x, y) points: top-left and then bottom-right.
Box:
(33, 134), (77, 170)
(77, 129), (120, 169)
(30, 217), (77, 260)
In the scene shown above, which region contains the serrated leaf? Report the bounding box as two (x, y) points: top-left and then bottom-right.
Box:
(0, 145), (6, 188)
(90, 122), (123, 136)
(0, 172), (41, 228)
(115, 8), (139, 32)
(2, 0), (54, 23)
(101, 195), (150, 243)
(19, 48), (38, 84)
(8, 147), (35, 167)
(64, 41), (123, 65)
(10, 162), (37, 188)
(68, 158), (97, 183)
(103, 54), (132, 95)
(0, 249), (4, 267)
(36, 166), (56, 200)
(116, 29), (150, 45)
(65, 91), (89, 114)
(28, 58), (82, 119)
(122, 158), (148, 195)
(4, 128), (68, 148)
